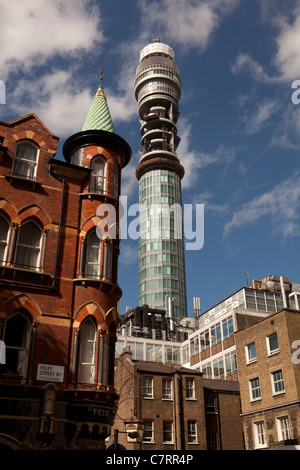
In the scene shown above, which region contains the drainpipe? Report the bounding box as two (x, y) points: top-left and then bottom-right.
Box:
(280, 276), (288, 309)
(0, 164), (65, 291)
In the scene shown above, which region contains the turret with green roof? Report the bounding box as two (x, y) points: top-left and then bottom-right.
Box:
(82, 85), (115, 133)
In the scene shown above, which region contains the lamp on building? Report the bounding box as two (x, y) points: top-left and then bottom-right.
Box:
(111, 416), (145, 450)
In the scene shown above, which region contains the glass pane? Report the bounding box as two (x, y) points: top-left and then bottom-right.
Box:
(16, 143), (37, 162)
(269, 333), (278, 351)
(18, 222), (41, 246)
(4, 314), (30, 348)
(0, 216), (9, 240)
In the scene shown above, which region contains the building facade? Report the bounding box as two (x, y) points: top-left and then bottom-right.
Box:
(134, 39), (187, 318)
(109, 347), (244, 450)
(235, 308), (300, 450)
(0, 83), (131, 450)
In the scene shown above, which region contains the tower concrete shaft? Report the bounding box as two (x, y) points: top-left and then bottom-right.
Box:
(135, 39), (187, 319)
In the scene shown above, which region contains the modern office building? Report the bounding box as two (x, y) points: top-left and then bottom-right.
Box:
(134, 39), (187, 318)
(117, 275), (298, 379)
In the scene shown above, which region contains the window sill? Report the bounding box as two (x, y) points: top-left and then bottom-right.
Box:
(5, 173), (41, 187)
(186, 398), (197, 401)
(73, 277), (120, 289)
(80, 190), (118, 202)
(268, 350), (280, 357)
(250, 397), (262, 403)
(142, 396), (154, 400)
(143, 441), (155, 445)
(246, 359), (257, 365)
(272, 391), (285, 397)
(0, 264), (52, 277)
(162, 398), (173, 401)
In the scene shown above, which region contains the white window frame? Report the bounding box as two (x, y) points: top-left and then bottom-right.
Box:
(276, 415), (292, 441)
(187, 421), (198, 444)
(271, 370), (285, 395)
(84, 230), (101, 279)
(266, 332), (279, 356)
(246, 342), (257, 364)
(162, 378), (172, 400)
(186, 377), (195, 399)
(12, 140), (39, 180)
(143, 419), (154, 443)
(143, 376), (153, 398)
(253, 421), (267, 449)
(249, 377), (261, 401)
(207, 396), (217, 413)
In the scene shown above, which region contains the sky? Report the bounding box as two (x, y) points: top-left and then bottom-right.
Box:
(1, 0), (300, 316)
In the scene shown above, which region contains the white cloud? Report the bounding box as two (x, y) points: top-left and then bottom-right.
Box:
(139, 0), (240, 51)
(273, 7), (300, 81)
(243, 99), (280, 134)
(0, 0), (103, 79)
(9, 70), (93, 136)
(231, 52), (275, 83)
(224, 173), (300, 237)
(231, 4), (300, 83)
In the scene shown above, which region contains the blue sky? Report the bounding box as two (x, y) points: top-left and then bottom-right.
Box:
(1, 0), (300, 316)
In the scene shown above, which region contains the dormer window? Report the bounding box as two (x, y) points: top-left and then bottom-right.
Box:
(89, 156), (106, 193)
(12, 141), (39, 180)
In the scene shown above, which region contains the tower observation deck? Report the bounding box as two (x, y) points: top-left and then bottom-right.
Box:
(135, 39), (187, 319)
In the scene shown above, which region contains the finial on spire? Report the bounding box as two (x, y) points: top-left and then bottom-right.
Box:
(98, 68), (104, 84)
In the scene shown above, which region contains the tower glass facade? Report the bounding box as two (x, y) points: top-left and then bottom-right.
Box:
(135, 40), (187, 318)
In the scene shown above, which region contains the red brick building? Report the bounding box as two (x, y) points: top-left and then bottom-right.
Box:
(0, 84), (131, 449)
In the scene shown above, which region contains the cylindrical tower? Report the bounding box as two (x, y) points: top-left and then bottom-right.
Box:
(135, 39), (187, 319)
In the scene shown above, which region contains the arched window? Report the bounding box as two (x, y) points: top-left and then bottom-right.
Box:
(85, 230), (101, 278)
(0, 215), (10, 265)
(14, 221), (42, 271)
(2, 312), (31, 376)
(78, 318), (97, 385)
(89, 156), (106, 193)
(12, 141), (39, 180)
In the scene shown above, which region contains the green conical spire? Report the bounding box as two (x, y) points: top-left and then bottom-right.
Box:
(82, 85), (115, 133)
